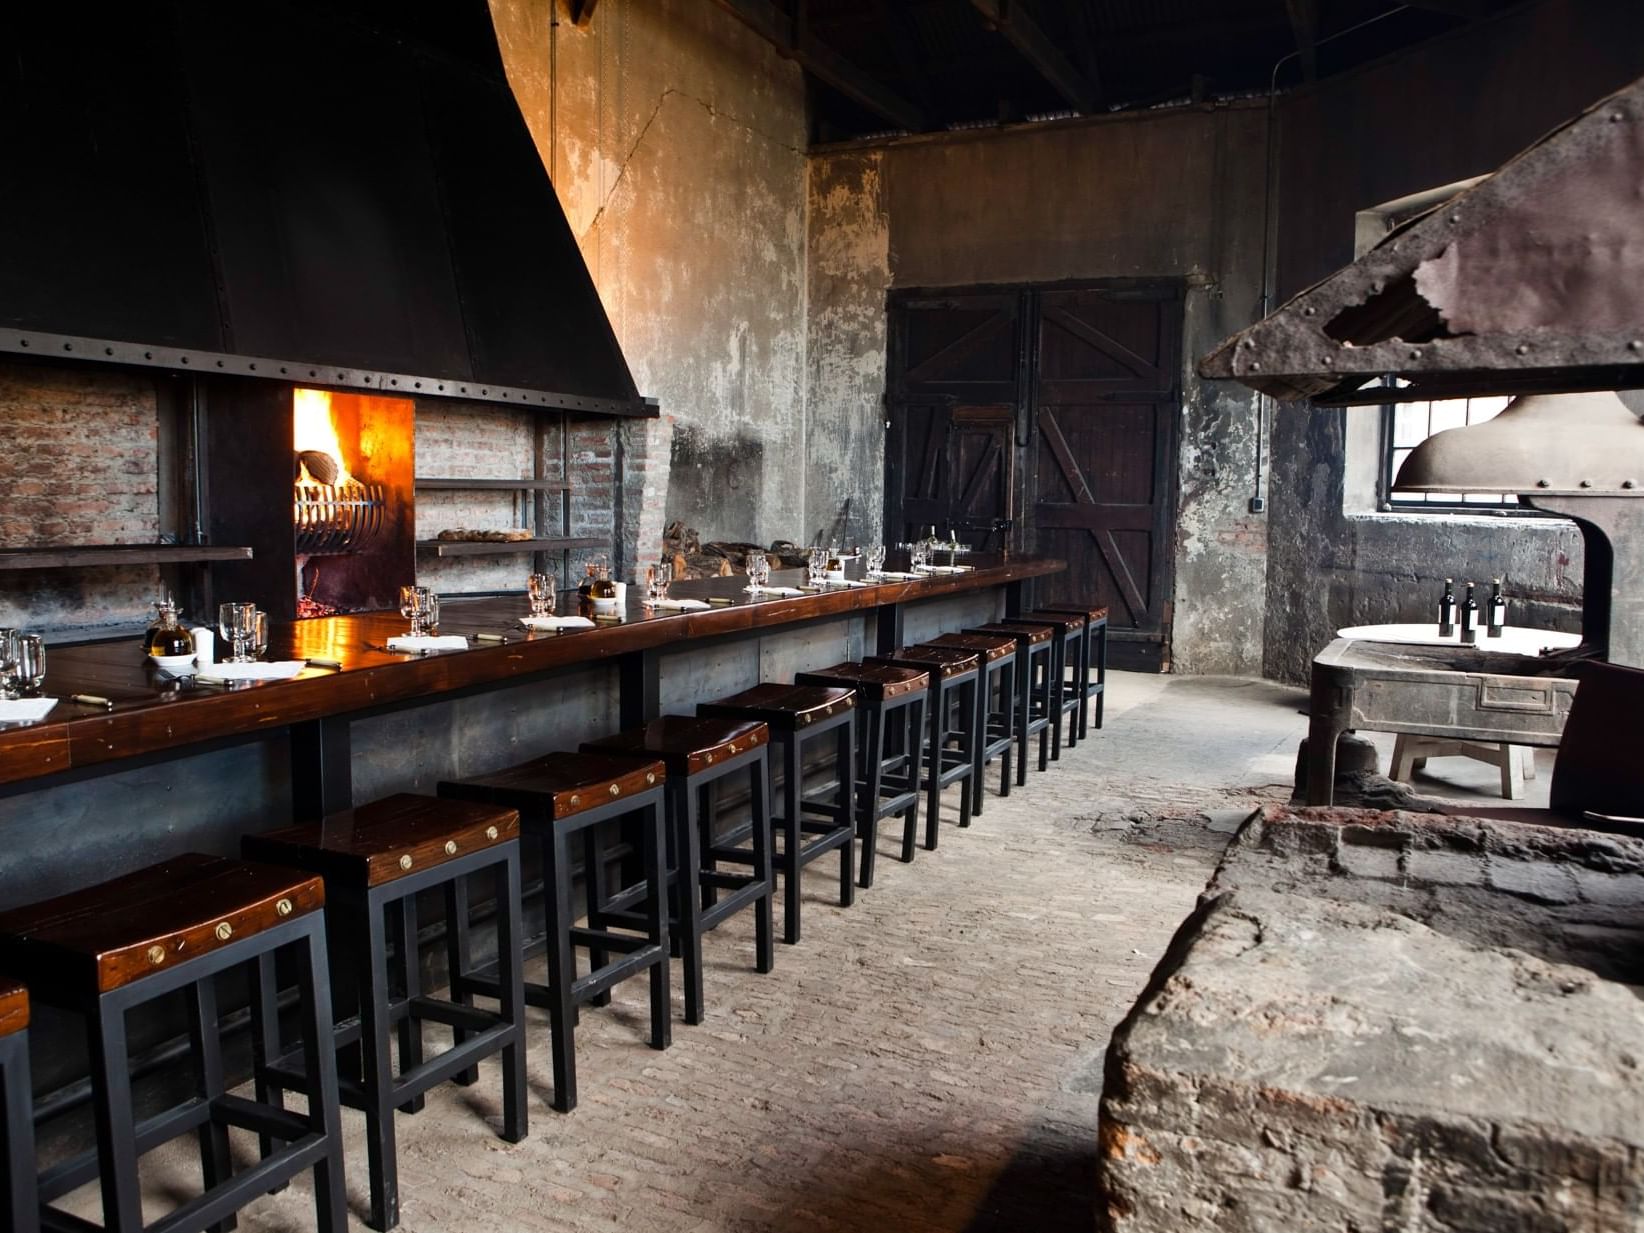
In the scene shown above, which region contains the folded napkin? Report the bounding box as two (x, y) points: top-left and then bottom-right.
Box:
(384, 636), (470, 653)
(0, 697), (57, 722)
(870, 570), (921, 580)
(744, 585), (805, 597)
(915, 564), (972, 574)
(519, 615), (596, 631)
(196, 660), (308, 681)
(647, 598), (711, 611)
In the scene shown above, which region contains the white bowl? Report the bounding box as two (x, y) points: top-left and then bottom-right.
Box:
(149, 653), (197, 674)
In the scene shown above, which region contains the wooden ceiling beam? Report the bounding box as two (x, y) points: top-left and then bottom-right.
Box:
(970, 0), (1099, 114)
(711, 0), (925, 131)
(1283, 0), (1318, 80)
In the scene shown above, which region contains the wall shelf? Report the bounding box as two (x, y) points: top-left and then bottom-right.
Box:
(414, 478), (571, 491)
(416, 537), (603, 557)
(0, 545), (254, 571)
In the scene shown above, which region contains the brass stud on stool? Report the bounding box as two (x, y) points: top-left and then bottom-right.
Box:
(399, 854), (413, 871)
(148, 944), (166, 966)
(485, 825), (499, 841)
(276, 898), (294, 917)
(214, 922), (233, 941)
(444, 840), (458, 856)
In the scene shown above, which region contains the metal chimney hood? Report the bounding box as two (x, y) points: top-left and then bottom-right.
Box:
(0, 0), (651, 417)
(1199, 73), (1644, 406)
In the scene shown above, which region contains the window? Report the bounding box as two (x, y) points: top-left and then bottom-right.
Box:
(1382, 394), (1515, 508)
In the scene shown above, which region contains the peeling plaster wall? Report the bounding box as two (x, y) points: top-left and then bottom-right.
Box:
(491, 0), (810, 553)
(1261, 0), (1644, 682)
(806, 106), (1271, 675)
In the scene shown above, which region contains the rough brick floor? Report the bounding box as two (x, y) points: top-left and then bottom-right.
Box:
(63, 672), (1325, 1232)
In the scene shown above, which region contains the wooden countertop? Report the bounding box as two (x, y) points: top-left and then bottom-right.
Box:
(0, 554), (1061, 788)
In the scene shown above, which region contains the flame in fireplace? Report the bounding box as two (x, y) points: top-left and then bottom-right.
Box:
(293, 388), (352, 484)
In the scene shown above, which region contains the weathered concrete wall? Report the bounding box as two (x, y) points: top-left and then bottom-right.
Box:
(1260, 0), (1644, 683)
(491, 0), (810, 552)
(806, 106), (1272, 675)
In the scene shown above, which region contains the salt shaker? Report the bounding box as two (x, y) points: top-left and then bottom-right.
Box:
(191, 626), (215, 666)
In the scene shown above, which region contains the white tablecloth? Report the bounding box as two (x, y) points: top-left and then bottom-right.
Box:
(1336, 623), (1582, 656)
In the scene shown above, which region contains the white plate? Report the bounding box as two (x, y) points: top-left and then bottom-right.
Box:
(149, 653), (197, 673)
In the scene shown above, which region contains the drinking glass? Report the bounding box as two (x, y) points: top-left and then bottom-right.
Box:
(909, 540), (930, 571)
(250, 610), (269, 660)
(423, 589), (440, 632)
(527, 572), (556, 617)
(865, 544), (886, 576)
(746, 551), (770, 590)
(648, 561), (673, 604)
(218, 602), (257, 663)
(0, 628), (19, 699)
(15, 635), (45, 695)
(806, 547), (829, 587)
(398, 586), (427, 637)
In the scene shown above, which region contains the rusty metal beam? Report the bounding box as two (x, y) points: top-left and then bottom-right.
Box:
(970, 0), (1099, 115)
(1200, 74), (1644, 402)
(710, 0), (924, 131)
(570, 0), (600, 27)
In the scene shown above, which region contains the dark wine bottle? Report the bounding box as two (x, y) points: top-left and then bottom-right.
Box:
(1460, 581), (1478, 645)
(1438, 577), (1456, 638)
(1487, 578), (1506, 637)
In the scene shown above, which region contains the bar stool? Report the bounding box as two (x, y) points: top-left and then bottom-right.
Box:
(0, 854), (346, 1233)
(1, 983), (36, 1233)
(698, 685), (856, 942)
(243, 794), (528, 1229)
(1002, 611), (1087, 755)
(577, 719), (774, 1026)
(1041, 604), (1109, 734)
(924, 631), (1017, 815)
(794, 662), (929, 889)
(866, 646), (980, 847)
(438, 754), (671, 1111)
(967, 622), (1056, 784)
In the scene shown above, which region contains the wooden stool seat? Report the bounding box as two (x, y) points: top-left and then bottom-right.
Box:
(0, 981), (32, 1233)
(1016, 610), (1085, 632)
(0, 854), (324, 999)
(1045, 603), (1109, 622)
(1004, 614), (1087, 753)
(924, 632), (1014, 661)
(970, 620), (1054, 645)
(797, 661), (929, 702)
(434, 753), (665, 821)
(0, 983), (24, 1038)
(698, 683), (855, 729)
(585, 715), (768, 775)
(870, 645), (981, 676)
(243, 794), (519, 886)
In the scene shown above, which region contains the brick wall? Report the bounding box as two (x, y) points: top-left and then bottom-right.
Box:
(0, 361), (163, 634)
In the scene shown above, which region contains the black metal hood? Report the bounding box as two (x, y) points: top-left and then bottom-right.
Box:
(0, 0), (648, 416)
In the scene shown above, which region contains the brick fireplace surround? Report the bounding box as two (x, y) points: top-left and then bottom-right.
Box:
(1099, 805), (1644, 1232)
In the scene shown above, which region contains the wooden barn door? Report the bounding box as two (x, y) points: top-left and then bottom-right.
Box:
(886, 282), (1181, 672)
(1030, 285), (1181, 671)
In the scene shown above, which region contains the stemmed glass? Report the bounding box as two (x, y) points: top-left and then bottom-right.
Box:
(0, 629), (19, 699)
(398, 586), (431, 637)
(865, 544), (887, 576)
(746, 551), (770, 591)
(646, 562), (673, 605)
(909, 539), (931, 571)
(14, 635), (45, 696)
(806, 547), (829, 587)
(527, 572), (556, 618)
(218, 603), (257, 663)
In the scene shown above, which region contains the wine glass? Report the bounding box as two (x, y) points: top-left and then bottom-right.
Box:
(218, 602), (256, 663)
(527, 572), (555, 617)
(649, 561), (673, 604)
(15, 635), (45, 695)
(909, 539), (930, 571)
(0, 628), (19, 699)
(746, 551), (770, 590)
(865, 544), (886, 576)
(806, 547), (829, 587)
(397, 586), (427, 637)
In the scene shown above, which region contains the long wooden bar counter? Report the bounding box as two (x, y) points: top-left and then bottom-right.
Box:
(0, 554), (1062, 798)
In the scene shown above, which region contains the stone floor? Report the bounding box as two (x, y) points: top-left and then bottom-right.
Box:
(64, 672), (1551, 1231)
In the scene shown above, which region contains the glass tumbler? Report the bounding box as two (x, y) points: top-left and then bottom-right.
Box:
(15, 635), (45, 695)
(250, 610), (270, 660)
(865, 544), (887, 576)
(807, 547), (829, 587)
(527, 572), (556, 617)
(0, 628), (19, 699)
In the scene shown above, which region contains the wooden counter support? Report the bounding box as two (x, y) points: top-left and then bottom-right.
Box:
(0, 554), (1063, 809)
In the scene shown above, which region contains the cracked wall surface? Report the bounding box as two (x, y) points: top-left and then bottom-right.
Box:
(492, 0), (809, 554)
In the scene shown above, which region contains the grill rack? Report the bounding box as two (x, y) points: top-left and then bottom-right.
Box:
(293, 481), (386, 556)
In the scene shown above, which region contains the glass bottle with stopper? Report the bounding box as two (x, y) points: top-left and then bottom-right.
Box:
(589, 558), (620, 614)
(146, 594), (194, 659)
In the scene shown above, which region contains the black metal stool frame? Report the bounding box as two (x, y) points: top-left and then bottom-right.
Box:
(965, 629), (1053, 786)
(1, 1018), (36, 1233)
(441, 783), (670, 1114)
(1042, 608), (1109, 735)
(696, 709), (854, 947)
(1012, 618), (1083, 754)
(867, 656), (978, 847)
(36, 914), (347, 1233)
(794, 674), (927, 890)
(923, 640), (1016, 817)
(254, 844), (528, 1230)
(586, 745), (774, 1027)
